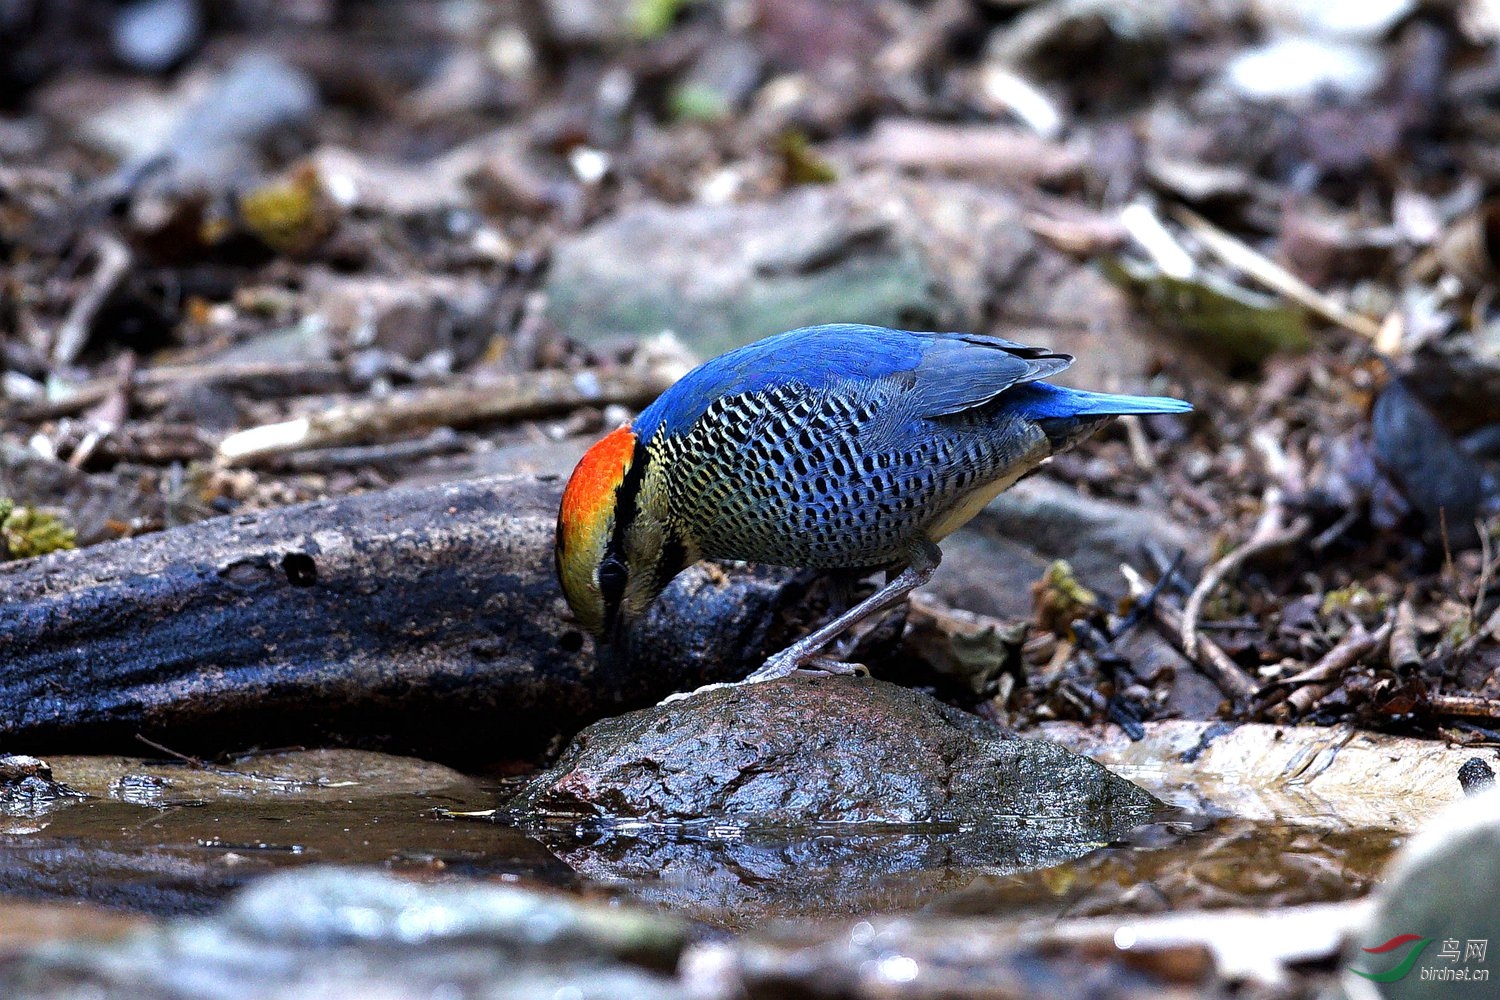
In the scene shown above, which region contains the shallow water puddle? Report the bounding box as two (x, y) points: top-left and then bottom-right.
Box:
(488, 813), (1403, 930)
(0, 747), (1408, 932)
(0, 750), (562, 914)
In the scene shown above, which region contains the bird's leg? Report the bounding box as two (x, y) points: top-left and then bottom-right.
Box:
(747, 539), (941, 682)
(819, 569), (863, 660)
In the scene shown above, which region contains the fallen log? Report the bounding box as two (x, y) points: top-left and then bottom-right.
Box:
(0, 476), (801, 761)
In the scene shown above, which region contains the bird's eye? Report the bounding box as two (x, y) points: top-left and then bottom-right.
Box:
(598, 557), (627, 595)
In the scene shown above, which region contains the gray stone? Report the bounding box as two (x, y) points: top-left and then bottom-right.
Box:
(0, 867), (688, 1000)
(159, 52), (318, 189)
(0, 443), (163, 547)
(1337, 788), (1500, 998)
(976, 476), (1209, 587)
(81, 52), (319, 194)
(508, 676), (1162, 828)
(544, 175), (1174, 376)
(508, 678), (1162, 926)
(542, 0), (643, 45)
(927, 474), (1207, 623)
(545, 181), (937, 358)
(113, 0), (202, 73)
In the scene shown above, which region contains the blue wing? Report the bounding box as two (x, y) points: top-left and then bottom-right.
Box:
(634, 324), (1075, 438)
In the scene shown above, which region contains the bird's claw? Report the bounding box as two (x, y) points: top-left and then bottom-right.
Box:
(795, 656), (869, 678)
(746, 652), (866, 683)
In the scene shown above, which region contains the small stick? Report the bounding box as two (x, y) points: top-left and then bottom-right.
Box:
(1428, 693), (1500, 721)
(1182, 490), (1310, 660)
(17, 359), (349, 420)
(1122, 563), (1258, 705)
(51, 233), (132, 368)
(1120, 415), (1157, 472)
(1169, 205), (1383, 341)
(135, 733), (345, 787)
(135, 733), (211, 770)
(218, 365), (681, 464)
(269, 427), (465, 472)
(1389, 600), (1422, 669)
(1475, 519), (1496, 626)
(1282, 622), (1391, 717)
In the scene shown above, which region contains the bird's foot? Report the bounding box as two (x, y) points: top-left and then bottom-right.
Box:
(657, 656), (866, 706)
(746, 652), (867, 683)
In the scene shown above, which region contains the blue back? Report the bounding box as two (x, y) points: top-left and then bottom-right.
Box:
(634, 323), (1189, 442)
(636, 324), (1085, 437)
(635, 325), (925, 440)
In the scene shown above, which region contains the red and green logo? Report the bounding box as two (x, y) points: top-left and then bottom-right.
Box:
(1352, 934), (1434, 983)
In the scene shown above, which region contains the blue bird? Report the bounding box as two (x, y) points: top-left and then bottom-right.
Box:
(557, 323), (1191, 681)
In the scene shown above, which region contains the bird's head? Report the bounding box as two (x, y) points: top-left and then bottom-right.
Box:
(555, 425), (688, 644)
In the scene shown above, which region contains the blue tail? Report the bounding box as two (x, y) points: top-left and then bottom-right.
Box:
(1013, 382), (1192, 419)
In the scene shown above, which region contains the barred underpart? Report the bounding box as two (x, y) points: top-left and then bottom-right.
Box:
(649, 380), (1055, 569)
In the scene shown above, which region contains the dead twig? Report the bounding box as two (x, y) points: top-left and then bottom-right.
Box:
(1269, 622), (1392, 719)
(51, 233), (132, 368)
(1119, 415), (1157, 472)
(1476, 519), (1496, 626)
(135, 733), (211, 770)
(1122, 563), (1259, 706)
(1389, 600), (1422, 670)
(218, 363), (681, 465)
(1182, 489), (1310, 660)
(135, 734), (346, 788)
(269, 427), (466, 472)
(17, 359), (349, 421)
(852, 119), (1083, 185)
(1169, 205), (1383, 341)
(1454, 602), (1500, 667)
(1428, 693), (1500, 721)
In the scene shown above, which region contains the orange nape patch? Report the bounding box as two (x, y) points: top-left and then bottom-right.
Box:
(558, 425), (637, 552)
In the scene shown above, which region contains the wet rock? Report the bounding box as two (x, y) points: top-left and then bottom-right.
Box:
(509, 679), (1160, 927)
(545, 175), (1171, 381)
(43, 748), (479, 804)
(1338, 788), (1500, 998)
(0, 756), (52, 784)
(0, 900), (145, 958)
(0, 867), (689, 1000)
(0, 756), (84, 816)
(508, 677), (1161, 828)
